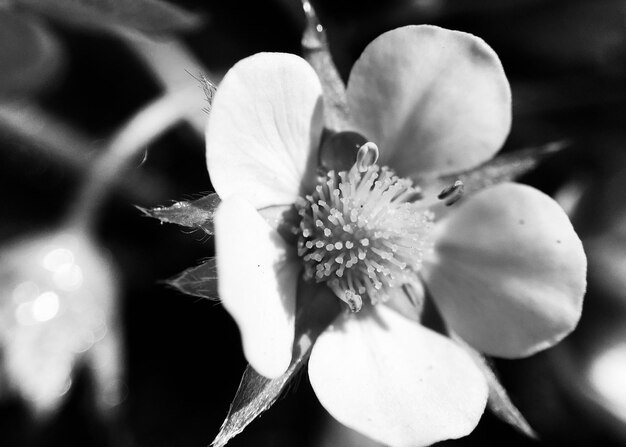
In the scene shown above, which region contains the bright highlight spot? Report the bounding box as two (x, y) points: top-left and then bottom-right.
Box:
(14, 291), (61, 325)
(32, 291), (60, 322)
(589, 341), (626, 423)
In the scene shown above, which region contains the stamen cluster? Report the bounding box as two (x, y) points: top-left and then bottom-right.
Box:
(295, 165), (433, 312)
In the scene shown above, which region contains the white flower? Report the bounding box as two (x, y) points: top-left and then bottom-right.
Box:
(205, 25), (587, 446)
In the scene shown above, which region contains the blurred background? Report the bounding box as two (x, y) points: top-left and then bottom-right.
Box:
(0, 0), (625, 446)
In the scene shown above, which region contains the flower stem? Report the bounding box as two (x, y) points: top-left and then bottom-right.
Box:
(67, 89), (198, 231)
(0, 101), (94, 168)
(0, 101), (172, 206)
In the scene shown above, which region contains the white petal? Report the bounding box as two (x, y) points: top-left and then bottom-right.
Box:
(206, 52), (324, 209)
(383, 281), (425, 322)
(423, 183), (587, 358)
(309, 305), (488, 447)
(347, 25), (511, 177)
(214, 196), (299, 378)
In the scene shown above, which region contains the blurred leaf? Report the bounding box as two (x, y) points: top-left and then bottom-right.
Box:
(213, 285), (340, 447)
(301, 0), (349, 132)
(17, 0), (202, 35)
(454, 336), (538, 439)
(0, 11), (63, 98)
(138, 193), (220, 234)
(167, 258), (218, 300)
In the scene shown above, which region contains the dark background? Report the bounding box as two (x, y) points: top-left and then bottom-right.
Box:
(1, 0), (625, 446)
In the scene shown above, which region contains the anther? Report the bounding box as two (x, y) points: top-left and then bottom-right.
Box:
(344, 290), (362, 312)
(295, 158), (433, 313)
(438, 180), (465, 206)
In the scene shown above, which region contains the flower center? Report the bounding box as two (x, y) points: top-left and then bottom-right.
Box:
(294, 143), (433, 312)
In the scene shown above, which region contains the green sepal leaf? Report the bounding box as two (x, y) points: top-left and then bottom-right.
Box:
(484, 358), (538, 440)
(422, 141), (566, 201)
(300, 1), (349, 132)
(446, 141), (565, 194)
(199, 73), (217, 114)
(138, 193), (220, 234)
(454, 336), (538, 439)
(166, 258), (218, 300)
(17, 0), (202, 35)
(212, 284), (341, 447)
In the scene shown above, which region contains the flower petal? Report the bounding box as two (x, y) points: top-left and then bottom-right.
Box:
(422, 183), (586, 358)
(309, 305), (488, 447)
(347, 25), (511, 177)
(206, 52), (324, 209)
(214, 196), (299, 378)
(383, 281), (425, 322)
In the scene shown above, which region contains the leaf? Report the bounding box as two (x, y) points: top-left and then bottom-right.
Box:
(484, 359), (538, 440)
(212, 284), (341, 447)
(448, 141), (566, 194)
(184, 70), (218, 115)
(199, 73), (217, 114)
(0, 11), (63, 98)
(453, 335), (538, 439)
(166, 258), (218, 300)
(17, 0), (202, 35)
(422, 141), (566, 203)
(138, 193), (220, 234)
(300, 1), (349, 132)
